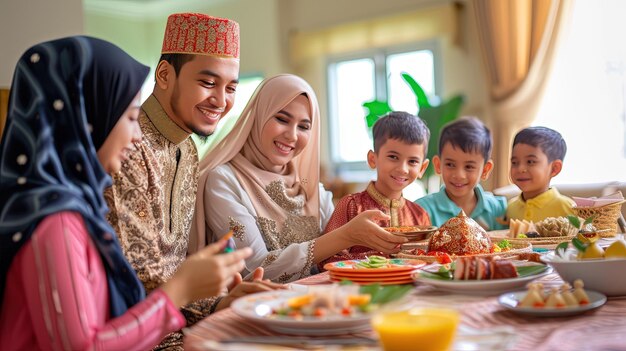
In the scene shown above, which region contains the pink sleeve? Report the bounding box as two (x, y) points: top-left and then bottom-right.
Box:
(20, 212), (185, 351)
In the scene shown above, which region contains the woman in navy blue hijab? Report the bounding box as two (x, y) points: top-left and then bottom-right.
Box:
(0, 36), (252, 350)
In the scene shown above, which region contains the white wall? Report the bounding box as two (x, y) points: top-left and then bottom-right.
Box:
(0, 0), (84, 87)
(84, 0), (283, 80)
(205, 0), (284, 77)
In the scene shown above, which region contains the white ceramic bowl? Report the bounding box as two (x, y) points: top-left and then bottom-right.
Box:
(542, 250), (626, 296)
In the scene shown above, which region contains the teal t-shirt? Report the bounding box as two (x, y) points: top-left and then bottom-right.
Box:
(415, 185), (507, 230)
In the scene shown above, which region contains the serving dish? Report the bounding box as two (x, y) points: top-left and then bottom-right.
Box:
(413, 262), (551, 295)
(498, 290), (606, 317)
(542, 250), (626, 296)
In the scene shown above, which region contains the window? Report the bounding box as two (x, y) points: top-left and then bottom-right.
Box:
(534, 0), (626, 183)
(327, 43), (439, 179)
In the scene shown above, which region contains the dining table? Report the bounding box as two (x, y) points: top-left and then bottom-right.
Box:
(183, 264), (626, 351)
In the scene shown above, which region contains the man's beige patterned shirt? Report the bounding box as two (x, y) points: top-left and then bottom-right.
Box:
(105, 95), (215, 349)
(105, 94), (198, 291)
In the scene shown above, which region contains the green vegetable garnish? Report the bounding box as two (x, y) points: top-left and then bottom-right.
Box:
(555, 242), (569, 258)
(567, 215), (581, 230)
(571, 237), (588, 252)
(355, 255), (389, 268)
(567, 214), (596, 231)
(497, 239), (511, 249)
(358, 284), (413, 304)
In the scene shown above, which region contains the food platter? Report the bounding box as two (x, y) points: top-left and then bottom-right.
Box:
(329, 275), (415, 285)
(412, 263), (552, 295)
(324, 257), (425, 285)
(498, 290), (607, 317)
(396, 240), (533, 263)
(231, 290), (372, 335)
(488, 230), (574, 247)
(323, 258), (426, 273)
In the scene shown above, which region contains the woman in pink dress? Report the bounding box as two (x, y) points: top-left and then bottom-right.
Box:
(0, 36), (253, 350)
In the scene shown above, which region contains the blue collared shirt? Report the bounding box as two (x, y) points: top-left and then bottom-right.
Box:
(415, 184), (507, 230)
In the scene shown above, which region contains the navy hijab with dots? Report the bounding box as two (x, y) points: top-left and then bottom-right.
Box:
(0, 36), (149, 317)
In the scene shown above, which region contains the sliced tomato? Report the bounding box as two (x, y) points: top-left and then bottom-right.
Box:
(434, 252), (452, 264)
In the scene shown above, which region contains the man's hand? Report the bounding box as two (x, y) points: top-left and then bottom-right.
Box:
(215, 274), (285, 312)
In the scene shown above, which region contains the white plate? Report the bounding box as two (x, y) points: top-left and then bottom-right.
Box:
(498, 290), (607, 317)
(231, 290), (371, 336)
(412, 264), (552, 295)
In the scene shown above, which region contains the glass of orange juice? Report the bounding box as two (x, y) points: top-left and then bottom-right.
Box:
(371, 307), (460, 351)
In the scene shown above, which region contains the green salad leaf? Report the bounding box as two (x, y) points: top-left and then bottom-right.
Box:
(358, 284), (413, 304)
(418, 264), (548, 281)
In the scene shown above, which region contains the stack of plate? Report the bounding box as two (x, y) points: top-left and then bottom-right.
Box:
(383, 225), (438, 242)
(324, 258), (426, 285)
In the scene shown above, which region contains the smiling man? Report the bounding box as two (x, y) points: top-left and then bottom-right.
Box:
(104, 13), (240, 350)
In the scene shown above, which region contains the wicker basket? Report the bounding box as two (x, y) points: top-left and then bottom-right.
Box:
(573, 199), (626, 237)
(506, 234), (576, 246)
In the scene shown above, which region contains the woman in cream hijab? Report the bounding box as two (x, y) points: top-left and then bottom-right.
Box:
(191, 74), (406, 283)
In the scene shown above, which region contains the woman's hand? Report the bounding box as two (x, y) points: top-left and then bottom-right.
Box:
(341, 210), (407, 253)
(161, 242), (252, 308)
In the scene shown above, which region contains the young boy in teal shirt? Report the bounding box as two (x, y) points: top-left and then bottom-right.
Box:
(415, 117), (506, 230)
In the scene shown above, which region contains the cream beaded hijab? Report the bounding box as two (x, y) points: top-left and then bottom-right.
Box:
(189, 74), (321, 253)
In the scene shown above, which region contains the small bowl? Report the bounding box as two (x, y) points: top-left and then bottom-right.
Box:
(383, 226), (438, 242)
(542, 250), (626, 296)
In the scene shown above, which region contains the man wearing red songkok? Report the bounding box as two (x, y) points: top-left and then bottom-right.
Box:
(104, 13), (248, 350)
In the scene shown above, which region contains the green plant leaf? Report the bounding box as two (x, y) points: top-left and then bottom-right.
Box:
(401, 72), (431, 108)
(363, 101), (392, 128)
(417, 95), (464, 179)
(567, 215), (581, 229)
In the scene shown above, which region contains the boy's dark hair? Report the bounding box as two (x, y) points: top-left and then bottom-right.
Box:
(372, 111), (430, 155)
(158, 53), (194, 76)
(513, 126), (567, 162)
(438, 116), (492, 161)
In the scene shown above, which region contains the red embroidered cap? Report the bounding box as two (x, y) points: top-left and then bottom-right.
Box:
(161, 13), (240, 59)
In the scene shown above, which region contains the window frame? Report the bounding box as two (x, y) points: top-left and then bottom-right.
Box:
(326, 40), (442, 180)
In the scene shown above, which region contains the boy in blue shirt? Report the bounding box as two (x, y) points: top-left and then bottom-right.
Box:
(415, 116), (506, 230)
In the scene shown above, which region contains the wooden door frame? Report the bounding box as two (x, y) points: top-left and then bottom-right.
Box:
(0, 88), (9, 138)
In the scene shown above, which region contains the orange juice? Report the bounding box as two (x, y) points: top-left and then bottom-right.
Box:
(371, 308), (459, 351)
